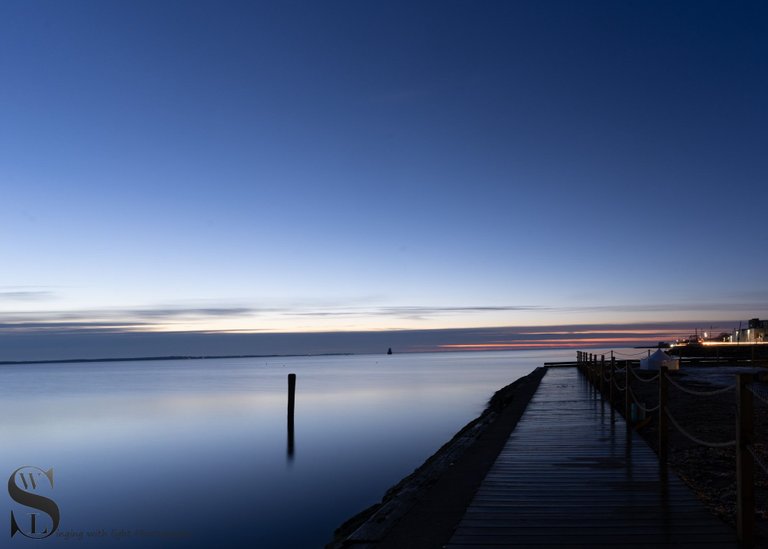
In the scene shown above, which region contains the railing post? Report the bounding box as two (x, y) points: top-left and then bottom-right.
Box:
(658, 366), (668, 465)
(736, 373), (755, 546)
(600, 355), (605, 395)
(592, 355), (600, 391)
(625, 360), (631, 428)
(593, 355), (597, 387)
(609, 355), (615, 404)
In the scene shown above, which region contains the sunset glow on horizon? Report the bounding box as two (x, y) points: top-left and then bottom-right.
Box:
(2, 1), (766, 360)
(439, 336), (680, 351)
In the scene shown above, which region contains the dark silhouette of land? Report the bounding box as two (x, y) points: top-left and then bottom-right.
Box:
(0, 352), (353, 366)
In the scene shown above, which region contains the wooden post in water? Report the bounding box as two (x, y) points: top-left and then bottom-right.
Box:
(287, 373), (296, 459)
(658, 366), (668, 466)
(736, 373), (755, 546)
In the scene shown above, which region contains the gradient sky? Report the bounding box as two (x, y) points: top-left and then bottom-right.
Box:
(1, 1), (767, 357)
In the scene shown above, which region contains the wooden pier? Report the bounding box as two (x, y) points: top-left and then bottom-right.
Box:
(445, 367), (736, 548)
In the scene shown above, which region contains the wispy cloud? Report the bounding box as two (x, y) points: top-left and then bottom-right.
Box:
(0, 306), (261, 335)
(564, 302), (768, 313)
(0, 319), (747, 363)
(0, 299), (762, 337)
(287, 305), (545, 320)
(0, 321), (153, 334)
(0, 290), (56, 301)
(119, 307), (259, 318)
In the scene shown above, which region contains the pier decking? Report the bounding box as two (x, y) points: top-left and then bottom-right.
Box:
(445, 367), (736, 548)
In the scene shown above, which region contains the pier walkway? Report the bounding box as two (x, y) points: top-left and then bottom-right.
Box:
(445, 367), (736, 548)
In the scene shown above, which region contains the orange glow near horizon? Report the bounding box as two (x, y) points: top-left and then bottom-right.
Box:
(699, 340), (768, 346)
(518, 329), (682, 335)
(439, 335), (677, 351)
(440, 343), (589, 350)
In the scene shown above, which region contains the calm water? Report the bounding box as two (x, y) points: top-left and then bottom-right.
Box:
(1, 349), (571, 547)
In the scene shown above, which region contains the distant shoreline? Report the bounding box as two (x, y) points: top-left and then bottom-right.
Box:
(0, 352), (354, 366)
(0, 346), (649, 366)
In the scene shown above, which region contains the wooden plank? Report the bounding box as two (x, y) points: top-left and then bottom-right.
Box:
(445, 367), (737, 547)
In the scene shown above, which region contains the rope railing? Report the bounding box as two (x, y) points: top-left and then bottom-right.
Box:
(629, 366), (659, 383)
(664, 406), (736, 448)
(628, 385), (659, 413)
(666, 375), (736, 396)
(747, 383), (768, 407)
(748, 444), (768, 476)
(612, 349), (650, 357)
(576, 350), (761, 545)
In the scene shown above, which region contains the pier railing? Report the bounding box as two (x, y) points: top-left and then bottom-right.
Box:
(576, 351), (766, 547)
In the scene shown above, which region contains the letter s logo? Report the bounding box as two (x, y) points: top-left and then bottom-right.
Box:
(8, 466), (60, 539)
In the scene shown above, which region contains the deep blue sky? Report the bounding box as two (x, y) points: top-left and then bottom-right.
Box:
(1, 1), (767, 357)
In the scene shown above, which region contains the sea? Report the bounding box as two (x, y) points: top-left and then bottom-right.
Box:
(0, 349), (573, 547)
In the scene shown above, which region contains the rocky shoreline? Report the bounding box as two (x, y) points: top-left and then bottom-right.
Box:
(328, 363), (768, 548)
(327, 366), (548, 548)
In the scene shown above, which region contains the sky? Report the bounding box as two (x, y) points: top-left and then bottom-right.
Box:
(1, 1), (767, 359)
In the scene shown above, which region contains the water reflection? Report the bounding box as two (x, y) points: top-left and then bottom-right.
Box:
(287, 373), (296, 461)
(0, 349), (573, 547)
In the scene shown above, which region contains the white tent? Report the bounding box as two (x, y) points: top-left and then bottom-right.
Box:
(639, 349), (680, 371)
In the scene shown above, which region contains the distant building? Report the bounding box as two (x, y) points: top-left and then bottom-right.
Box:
(730, 318), (768, 343)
